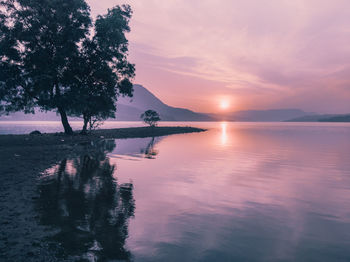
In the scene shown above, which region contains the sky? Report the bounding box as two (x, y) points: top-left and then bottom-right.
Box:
(87, 0), (350, 114)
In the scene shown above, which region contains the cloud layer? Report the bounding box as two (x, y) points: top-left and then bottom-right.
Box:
(88, 0), (350, 113)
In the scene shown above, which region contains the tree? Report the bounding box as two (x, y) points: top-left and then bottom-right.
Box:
(0, 4), (36, 115)
(67, 6), (134, 134)
(0, 0), (91, 134)
(0, 1), (134, 135)
(141, 110), (161, 127)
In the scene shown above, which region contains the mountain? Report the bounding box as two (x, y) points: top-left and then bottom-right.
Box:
(320, 115), (350, 122)
(116, 86), (314, 122)
(286, 114), (350, 122)
(115, 84), (213, 121)
(212, 109), (312, 122)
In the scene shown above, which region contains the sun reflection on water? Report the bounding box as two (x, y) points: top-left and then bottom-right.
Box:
(220, 122), (228, 146)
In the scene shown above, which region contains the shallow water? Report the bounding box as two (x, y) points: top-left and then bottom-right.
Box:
(0, 120), (202, 134)
(36, 122), (350, 261)
(0, 121), (142, 134)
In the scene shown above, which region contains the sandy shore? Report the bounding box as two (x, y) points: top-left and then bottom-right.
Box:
(0, 126), (205, 261)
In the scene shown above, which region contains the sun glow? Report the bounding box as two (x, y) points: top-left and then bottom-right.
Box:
(220, 100), (229, 109)
(219, 98), (231, 110)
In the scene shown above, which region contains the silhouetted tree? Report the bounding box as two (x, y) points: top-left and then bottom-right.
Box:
(0, 9), (27, 115)
(0, 0), (91, 134)
(0, 1), (134, 134)
(67, 6), (134, 134)
(141, 110), (161, 127)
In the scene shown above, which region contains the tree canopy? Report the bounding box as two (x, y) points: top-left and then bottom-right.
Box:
(141, 110), (161, 127)
(67, 5), (134, 134)
(0, 0), (134, 134)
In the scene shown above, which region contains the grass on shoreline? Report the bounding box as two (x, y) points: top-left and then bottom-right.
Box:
(0, 126), (207, 147)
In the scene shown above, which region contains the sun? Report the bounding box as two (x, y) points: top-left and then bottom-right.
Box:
(219, 99), (230, 110)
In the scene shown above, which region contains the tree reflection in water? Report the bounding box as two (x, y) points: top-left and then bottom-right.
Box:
(36, 140), (135, 261)
(140, 137), (158, 159)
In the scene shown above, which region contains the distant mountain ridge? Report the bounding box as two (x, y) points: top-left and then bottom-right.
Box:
(1, 84), (348, 122)
(286, 114), (350, 122)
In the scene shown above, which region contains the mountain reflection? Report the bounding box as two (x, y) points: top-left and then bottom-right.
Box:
(36, 140), (135, 261)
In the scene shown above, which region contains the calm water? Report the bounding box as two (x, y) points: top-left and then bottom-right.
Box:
(0, 121), (203, 134)
(35, 122), (350, 261)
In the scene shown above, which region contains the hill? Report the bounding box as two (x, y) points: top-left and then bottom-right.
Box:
(116, 84), (213, 121)
(286, 114), (350, 122)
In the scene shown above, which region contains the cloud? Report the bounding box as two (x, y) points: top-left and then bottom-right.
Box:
(87, 0), (350, 113)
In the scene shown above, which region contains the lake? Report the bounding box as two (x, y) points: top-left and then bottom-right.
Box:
(5, 121), (350, 261)
(0, 120), (210, 135)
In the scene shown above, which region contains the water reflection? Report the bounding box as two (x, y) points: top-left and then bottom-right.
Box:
(140, 137), (158, 159)
(36, 140), (135, 261)
(108, 136), (161, 160)
(220, 122), (228, 146)
(32, 123), (350, 261)
(108, 123), (350, 261)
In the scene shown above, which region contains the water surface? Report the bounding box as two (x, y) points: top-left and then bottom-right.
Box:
(37, 122), (350, 261)
(0, 121), (202, 134)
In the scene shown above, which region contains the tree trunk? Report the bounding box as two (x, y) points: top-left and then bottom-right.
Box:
(58, 107), (73, 135)
(81, 115), (89, 135)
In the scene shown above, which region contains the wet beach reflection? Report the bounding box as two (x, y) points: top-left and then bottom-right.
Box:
(36, 140), (136, 261)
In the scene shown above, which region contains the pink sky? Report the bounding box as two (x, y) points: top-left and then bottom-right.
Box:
(88, 0), (350, 114)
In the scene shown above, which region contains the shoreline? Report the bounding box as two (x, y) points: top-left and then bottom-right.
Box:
(0, 126), (206, 147)
(0, 126), (206, 260)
